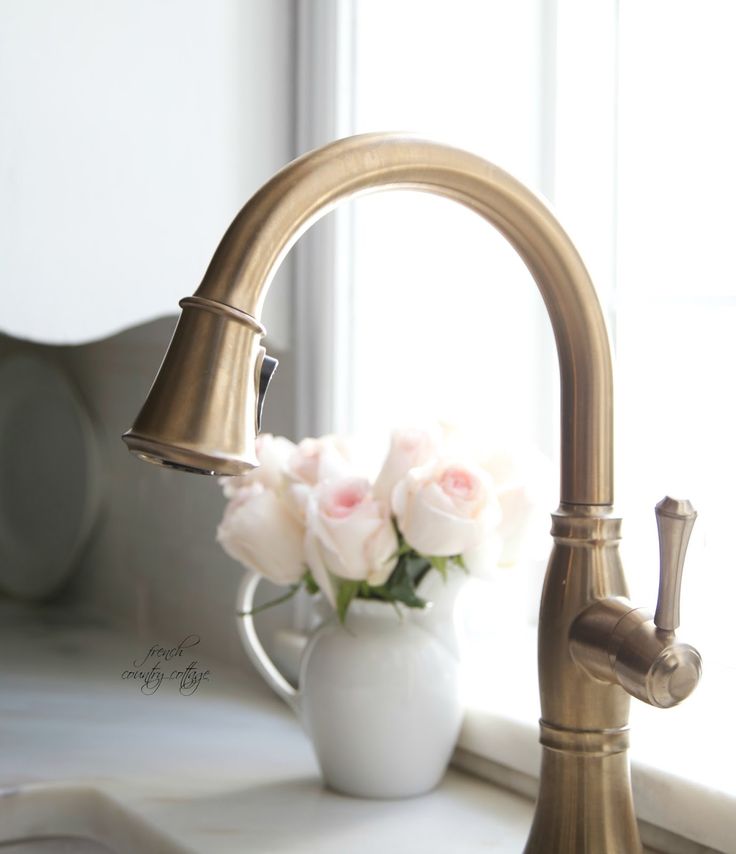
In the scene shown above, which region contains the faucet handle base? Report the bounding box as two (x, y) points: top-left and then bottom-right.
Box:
(570, 599), (702, 708)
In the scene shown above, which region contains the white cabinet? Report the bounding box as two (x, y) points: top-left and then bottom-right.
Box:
(0, 0), (294, 347)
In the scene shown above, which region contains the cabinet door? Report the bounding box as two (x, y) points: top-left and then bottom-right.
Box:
(0, 0), (294, 347)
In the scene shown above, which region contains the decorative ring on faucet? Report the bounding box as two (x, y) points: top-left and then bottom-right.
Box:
(551, 507), (622, 547)
(179, 296), (267, 336)
(539, 720), (630, 757)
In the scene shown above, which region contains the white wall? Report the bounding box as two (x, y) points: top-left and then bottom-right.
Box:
(0, 0), (298, 667)
(0, 0), (294, 348)
(0, 317), (298, 670)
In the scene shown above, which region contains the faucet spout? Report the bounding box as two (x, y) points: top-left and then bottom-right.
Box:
(123, 134), (699, 853)
(190, 134), (613, 505)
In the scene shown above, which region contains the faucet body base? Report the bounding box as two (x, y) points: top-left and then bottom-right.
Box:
(524, 741), (641, 853)
(525, 505), (643, 853)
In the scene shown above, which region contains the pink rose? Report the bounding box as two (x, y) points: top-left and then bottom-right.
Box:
(392, 461), (500, 556)
(217, 483), (304, 585)
(373, 427), (438, 502)
(285, 435), (353, 520)
(287, 435), (351, 485)
(304, 478), (399, 606)
(480, 447), (553, 566)
(219, 433), (296, 498)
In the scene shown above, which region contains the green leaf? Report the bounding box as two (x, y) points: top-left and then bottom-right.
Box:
(386, 574), (427, 610)
(453, 553), (468, 573)
(403, 553), (432, 585)
(380, 560), (427, 610)
(303, 569), (320, 595)
(428, 555), (448, 580)
(336, 580), (361, 624)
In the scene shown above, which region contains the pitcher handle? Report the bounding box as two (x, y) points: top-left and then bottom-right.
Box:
(236, 571), (299, 714)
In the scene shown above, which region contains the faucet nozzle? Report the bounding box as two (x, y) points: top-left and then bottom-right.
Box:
(122, 298), (269, 475)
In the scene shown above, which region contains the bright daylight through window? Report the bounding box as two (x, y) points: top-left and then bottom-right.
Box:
(320, 0), (735, 832)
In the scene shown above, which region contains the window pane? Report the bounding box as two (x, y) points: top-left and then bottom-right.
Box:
(618, 0), (736, 302)
(617, 0), (736, 667)
(349, 0), (556, 462)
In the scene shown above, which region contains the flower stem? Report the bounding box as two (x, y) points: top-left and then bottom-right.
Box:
(237, 583), (300, 617)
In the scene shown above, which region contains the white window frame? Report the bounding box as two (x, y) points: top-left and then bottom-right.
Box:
(292, 0), (357, 439)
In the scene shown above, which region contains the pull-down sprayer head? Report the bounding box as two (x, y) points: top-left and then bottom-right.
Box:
(122, 295), (277, 476)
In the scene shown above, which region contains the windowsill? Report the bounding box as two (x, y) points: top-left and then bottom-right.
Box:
(456, 622), (735, 854)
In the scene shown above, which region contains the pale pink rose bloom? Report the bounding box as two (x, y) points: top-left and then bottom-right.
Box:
(480, 447), (553, 566)
(304, 477), (399, 607)
(373, 427), (438, 502)
(285, 435), (353, 520)
(219, 433), (297, 498)
(287, 435), (351, 485)
(392, 461), (501, 557)
(217, 482), (305, 585)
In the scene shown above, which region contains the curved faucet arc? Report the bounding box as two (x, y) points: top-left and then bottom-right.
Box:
(196, 133), (613, 507)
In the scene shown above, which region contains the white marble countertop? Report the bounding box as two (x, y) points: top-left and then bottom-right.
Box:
(0, 602), (535, 853)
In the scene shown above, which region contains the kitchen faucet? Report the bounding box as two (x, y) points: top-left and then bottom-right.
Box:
(123, 133), (701, 852)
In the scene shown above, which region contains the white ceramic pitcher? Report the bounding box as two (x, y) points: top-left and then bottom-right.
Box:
(237, 571), (465, 799)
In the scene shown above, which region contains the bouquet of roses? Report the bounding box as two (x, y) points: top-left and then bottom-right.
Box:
(217, 428), (535, 622)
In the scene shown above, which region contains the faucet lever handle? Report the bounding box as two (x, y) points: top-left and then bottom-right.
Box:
(654, 496), (697, 632)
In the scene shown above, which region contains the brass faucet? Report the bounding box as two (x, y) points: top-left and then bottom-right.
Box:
(123, 133), (701, 852)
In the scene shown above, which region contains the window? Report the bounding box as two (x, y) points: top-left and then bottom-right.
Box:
(296, 2), (735, 848)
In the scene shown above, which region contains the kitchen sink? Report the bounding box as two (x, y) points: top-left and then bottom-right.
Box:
(0, 784), (181, 854)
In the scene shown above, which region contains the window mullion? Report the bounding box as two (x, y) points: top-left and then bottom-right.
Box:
(293, 0), (357, 439)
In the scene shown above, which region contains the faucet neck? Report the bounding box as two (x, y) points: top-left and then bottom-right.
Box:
(195, 133), (614, 505)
